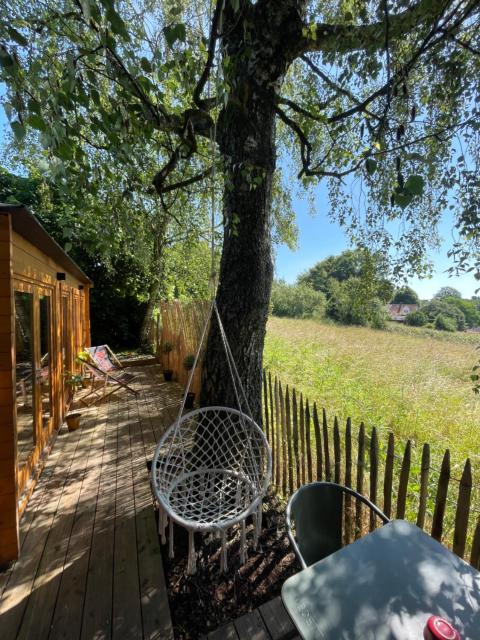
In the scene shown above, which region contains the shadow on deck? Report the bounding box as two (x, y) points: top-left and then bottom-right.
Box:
(0, 364), (178, 640)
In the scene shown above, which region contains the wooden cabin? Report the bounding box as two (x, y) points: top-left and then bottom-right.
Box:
(0, 203), (92, 566)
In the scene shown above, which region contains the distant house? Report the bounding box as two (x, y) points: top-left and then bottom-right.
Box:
(386, 303), (419, 322)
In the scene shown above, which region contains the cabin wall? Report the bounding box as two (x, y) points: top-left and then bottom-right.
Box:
(0, 213), (19, 567)
(0, 216), (91, 565)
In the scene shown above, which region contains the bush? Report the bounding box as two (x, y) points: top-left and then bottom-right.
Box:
(405, 310), (427, 327)
(435, 314), (457, 332)
(422, 300), (465, 331)
(270, 281), (326, 319)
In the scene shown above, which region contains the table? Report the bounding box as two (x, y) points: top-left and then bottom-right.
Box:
(282, 519), (480, 640)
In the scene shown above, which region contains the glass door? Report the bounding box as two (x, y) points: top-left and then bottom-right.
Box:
(14, 291), (35, 468)
(38, 294), (53, 429)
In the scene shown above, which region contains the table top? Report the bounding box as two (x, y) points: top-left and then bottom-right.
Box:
(282, 519), (480, 640)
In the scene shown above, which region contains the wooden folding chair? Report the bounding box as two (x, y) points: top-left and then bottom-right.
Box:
(80, 345), (138, 406)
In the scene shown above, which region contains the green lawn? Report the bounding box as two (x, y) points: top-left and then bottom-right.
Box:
(264, 317), (480, 467)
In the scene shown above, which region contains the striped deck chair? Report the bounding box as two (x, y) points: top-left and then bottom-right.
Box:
(80, 345), (138, 406)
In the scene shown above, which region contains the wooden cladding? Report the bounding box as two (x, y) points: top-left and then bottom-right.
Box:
(262, 369), (479, 570)
(0, 212), (91, 565)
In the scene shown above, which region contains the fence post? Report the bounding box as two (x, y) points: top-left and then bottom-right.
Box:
(274, 377), (281, 489)
(383, 432), (395, 519)
(305, 400), (313, 484)
(268, 372), (275, 482)
(322, 408), (331, 482)
(300, 394), (306, 485)
(285, 387), (294, 495)
(369, 427), (379, 532)
(292, 389), (300, 489)
(279, 382), (287, 495)
(344, 418), (353, 544)
(396, 440), (411, 520)
(355, 423), (365, 538)
(453, 459), (472, 559)
(471, 518), (480, 570)
(333, 416), (341, 485)
(263, 370), (269, 442)
(313, 403), (323, 481)
(417, 443), (430, 530)
(431, 449), (451, 542)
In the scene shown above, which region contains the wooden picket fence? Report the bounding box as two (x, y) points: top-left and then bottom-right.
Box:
(262, 369), (480, 570)
(155, 300), (210, 395)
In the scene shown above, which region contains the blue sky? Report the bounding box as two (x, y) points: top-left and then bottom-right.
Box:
(1, 102), (476, 300)
(275, 181), (478, 300)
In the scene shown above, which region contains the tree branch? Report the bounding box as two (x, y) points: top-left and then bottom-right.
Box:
(193, 0), (224, 109)
(300, 0), (453, 54)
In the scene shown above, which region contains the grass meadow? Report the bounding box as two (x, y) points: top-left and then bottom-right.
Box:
(264, 317), (480, 469)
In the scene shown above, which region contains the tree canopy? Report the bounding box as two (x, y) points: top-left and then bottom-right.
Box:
(1, 0), (480, 415)
(391, 286), (419, 304)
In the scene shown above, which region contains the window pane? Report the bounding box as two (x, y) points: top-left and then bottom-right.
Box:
(39, 295), (52, 426)
(15, 291), (35, 466)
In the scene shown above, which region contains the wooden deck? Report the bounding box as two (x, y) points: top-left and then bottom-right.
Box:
(0, 364), (178, 640)
(206, 597), (300, 640)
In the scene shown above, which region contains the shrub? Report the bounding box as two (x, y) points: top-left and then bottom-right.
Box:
(270, 281), (326, 319)
(422, 300), (465, 331)
(435, 314), (457, 332)
(405, 310), (427, 327)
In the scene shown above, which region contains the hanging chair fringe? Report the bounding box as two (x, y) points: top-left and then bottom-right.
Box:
(168, 519), (174, 559)
(187, 530), (196, 575)
(240, 520), (247, 565)
(220, 530), (228, 572)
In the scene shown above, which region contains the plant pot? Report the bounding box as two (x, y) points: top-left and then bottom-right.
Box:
(163, 369), (173, 382)
(66, 412), (82, 432)
(184, 392), (195, 409)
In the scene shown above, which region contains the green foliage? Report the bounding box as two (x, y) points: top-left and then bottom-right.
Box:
(183, 354), (196, 370)
(270, 280), (326, 319)
(299, 249), (393, 327)
(422, 299), (466, 331)
(435, 313), (457, 332)
(404, 310), (427, 327)
(391, 286), (419, 305)
(442, 297), (480, 328)
(434, 287), (462, 300)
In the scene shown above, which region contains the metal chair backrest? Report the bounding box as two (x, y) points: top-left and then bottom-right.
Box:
(286, 482), (390, 569)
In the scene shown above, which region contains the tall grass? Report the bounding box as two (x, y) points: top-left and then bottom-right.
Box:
(264, 317), (480, 470)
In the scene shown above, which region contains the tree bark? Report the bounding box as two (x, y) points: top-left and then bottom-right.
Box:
(200, 1), (304, 424)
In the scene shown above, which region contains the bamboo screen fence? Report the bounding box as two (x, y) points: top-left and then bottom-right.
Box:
(155, 300), (211, 395)
(262, 370), (480, 570)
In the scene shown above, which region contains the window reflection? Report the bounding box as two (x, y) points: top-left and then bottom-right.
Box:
(15, 291), (35, 466)
(39, 295), (52, 426)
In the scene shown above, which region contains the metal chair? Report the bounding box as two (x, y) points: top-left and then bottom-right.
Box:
(286, 481), (390, 569)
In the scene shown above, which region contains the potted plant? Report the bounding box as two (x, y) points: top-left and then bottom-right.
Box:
(183, 354), (196, 409)
(63, 371), (84, 431)
(162, 341), (174, 381)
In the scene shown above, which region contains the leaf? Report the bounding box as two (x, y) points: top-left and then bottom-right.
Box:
(230, 0), (240, 11)
(10, 120), (26, 141)
(404, 174), (425, 196)
(140, 57), (152, 73)
(365, 158), (377, 175)
(163, 23), (186, 47)
(7, 27), (28, 46)
(27, 114), (46, 131)
(106, 8), (129, 40)
(393, 191), (413, 209)
(79, 0), (91, 20)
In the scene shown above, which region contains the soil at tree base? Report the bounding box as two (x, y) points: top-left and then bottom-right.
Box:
(159, 493), (298, 638)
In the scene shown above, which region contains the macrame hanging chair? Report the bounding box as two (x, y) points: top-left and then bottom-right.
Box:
(151, 300), (272, 574)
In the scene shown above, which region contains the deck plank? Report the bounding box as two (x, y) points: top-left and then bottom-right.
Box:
(0, 415), (90, 637)
(258, 597), (297, 640)
(0, 366), (177, 640)
(16, 405), (101, 639)
(208, 622), (239, 640)
(49, 402), (109, 640)
(234, 609), (272, 640)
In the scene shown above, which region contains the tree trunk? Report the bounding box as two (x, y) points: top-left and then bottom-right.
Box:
(200, 2), (303, 424)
